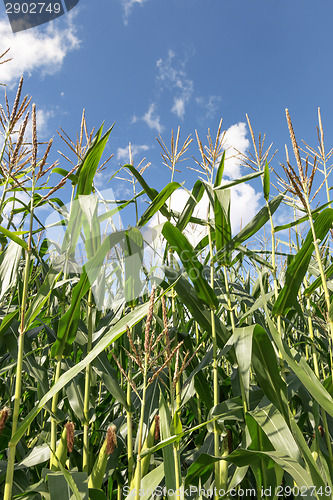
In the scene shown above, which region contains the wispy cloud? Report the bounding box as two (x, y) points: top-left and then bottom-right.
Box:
(196, 95), (222, 119)
(0, 14), (80, 86)
(117, 143), (150, 162)
(156, 49), (194, 119)
(121, 0), (149, 25)
(132, 103), (164, 133)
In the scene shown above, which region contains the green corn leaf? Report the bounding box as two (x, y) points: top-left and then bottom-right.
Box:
(263, 161), (270, 201)
(184, 453), (222, 489)
(176, 179), (204, 232)
(124, 164), (171, 219)
(213, 170), (263, 191)
(249, 404), (301, 461)
(214, 151), (225, 187)
(23, 267), (62, 331)
(163, 268), (234, 363)
(0, 240), (22, 301)
(88, 490), (108, 500)
(137, 181), (182, 227)
(162, 221), (218, 309)
(0, 225), (27, 249)
(79, 195), (101, 260)
(214, 188), (231, 261)
(140, 417), (219, 458)
(51, 230), (126, 358)
(223, 449), (313, 490)
(245, 413), (282, 494)
(76, 124), (114, 197)
(214, 193), (284, 263)
(274, 199), (333, 232)
(0, 309), (19, 339)
(304, 262), (333, 296)
(125, 464), (164, 500)
(233, 326), (254, 405)
(252, 325), (289, 421)
(289, 417), (327, 490)
(92, 351), (129, 410)
(273, 208), (333, 316)
(47, 470), (88, 500)
(11, 289), (174, 446)
(259, 273), (333, 419)
(52, 167), (78, 184)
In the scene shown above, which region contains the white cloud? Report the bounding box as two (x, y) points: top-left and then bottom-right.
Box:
(35, 109), (55, 138)
(117, 143), (150, 162)
(222, 122), (250, 179)
(149, 184), (261, 249)
(0, 14), (80, 86)
(156, 49), (194, 119)
(121, 0), (149, 24)
(132, 103), (164, 133)
(8, 107), (55, 144)
(171, 97), (186, 120)
(148, 121), (260, 241)
(230, 183), (261, 233)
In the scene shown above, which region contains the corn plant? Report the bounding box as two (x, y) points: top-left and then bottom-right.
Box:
(0, 72), (333, 500)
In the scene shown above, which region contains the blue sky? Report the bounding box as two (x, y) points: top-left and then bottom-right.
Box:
(1, 0), (333, 236)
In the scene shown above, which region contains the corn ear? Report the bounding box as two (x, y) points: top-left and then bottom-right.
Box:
(51, 426), (67, 471)
(88, 439), (108, 490)
(130, 417), (156, 490)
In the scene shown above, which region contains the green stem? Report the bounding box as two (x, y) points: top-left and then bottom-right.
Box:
(127, 359), (134, 486)
(195, 322), (202, 424)
(83, 289), (94, 473)
(207, 215), (221, 498)
(303, 190), (333, 467)
(50, 360), (62, 470)
(135, 354), (148, 500)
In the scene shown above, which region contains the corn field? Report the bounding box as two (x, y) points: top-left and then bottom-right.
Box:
(1, 64), (333, 500)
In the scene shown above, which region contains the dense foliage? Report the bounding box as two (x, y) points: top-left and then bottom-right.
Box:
(0, 74), (333, 500)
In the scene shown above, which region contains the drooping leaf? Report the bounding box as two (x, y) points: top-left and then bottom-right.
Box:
(251, 325), (289, 421)
(249, 403), (300, 461)
(138, 182), (182, 227)
(0, 225), (27, 249)
(213, 170), (263, 191)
